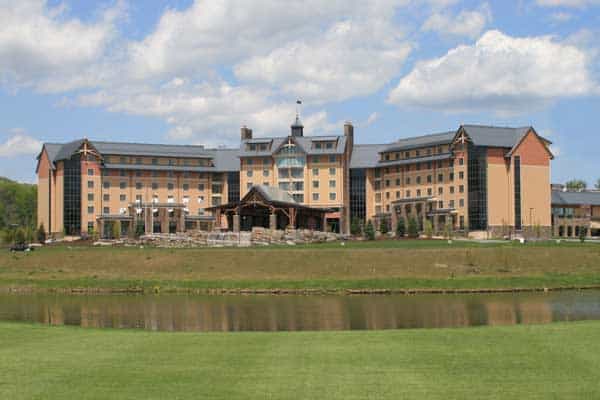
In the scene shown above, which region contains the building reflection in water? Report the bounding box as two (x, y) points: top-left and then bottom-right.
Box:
(1, 291), (599, 332)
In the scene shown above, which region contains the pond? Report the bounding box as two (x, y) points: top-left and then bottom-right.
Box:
(1, 291), (599, 332)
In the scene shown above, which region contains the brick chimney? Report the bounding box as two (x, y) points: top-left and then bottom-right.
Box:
(241, 125), (253, 140)
(344, 121), (354, 149)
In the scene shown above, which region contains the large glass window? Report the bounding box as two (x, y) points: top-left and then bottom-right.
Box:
(514, 156), (522, 229)
(63, 154), (82, 235)
(468, 144), (488, 230)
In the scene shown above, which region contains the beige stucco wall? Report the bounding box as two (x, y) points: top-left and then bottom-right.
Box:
(520, 165), (551, 226)
(37, 149), (51, 233)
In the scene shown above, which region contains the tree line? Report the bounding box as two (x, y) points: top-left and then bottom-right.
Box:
(564, 179), (600, 191)
(0, 177), (38, 245)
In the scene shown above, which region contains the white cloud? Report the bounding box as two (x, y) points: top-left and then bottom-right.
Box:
(234, 19), (411, 102)
(0, 0), (124, 91)
(0, 130), (42, 157)
(422, 3), (492, 39)
(549, 12), (575, 22)
(536, 0), (600, 7)
(388, 30), (597, 114)
(366, 112), (380, 126)
(549, 144), (561, 156)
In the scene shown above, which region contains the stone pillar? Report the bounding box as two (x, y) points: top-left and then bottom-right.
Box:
(144, 207), (152, 235)
(98, 219), (104, 239)
(160, 208), (169, 234)
(270, 213), (277, 230)
(322, 214), (328, 232)
(339, 207), (346, 235)
(176, 209), (185, 232)
(433, 214), (439, 235)
(233, 214), (240, 233)
(390, 207), (398, 234)
(587, 226), (592, 238)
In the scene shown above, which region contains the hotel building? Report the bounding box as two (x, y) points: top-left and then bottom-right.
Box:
(36, 118), (554, 238)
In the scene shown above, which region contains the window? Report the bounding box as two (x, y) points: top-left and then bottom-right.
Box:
(427, 162), (432, 170)
(395, 178), (401, 186)
(438, 187), (443, 195)
(459, 185), (464, 193)
(292, 194), (304, 203)
(450, 186), (455, 194)
(212, 183), (222, 193)
(449, 172), (454, 181)
(168, 171), (174, 178)
(438, 174), (444, 183)
(136, 182), (143, 190)
(167, 183), (174, 191)
(103, 194), (110, 201)
(459, 199), (465, 207)
(120, 157), (127, 164)
(247, 170), (253, 177)
(459, 171), (464, 179)
(374, 181), (381, 190)
(406, 190), (411, 198)
(437, 161), (442, 168)
(313, 193), (319, 201)
(427, 175), (432, 183)
(183, 171), (190, 178)
(87, 193), (94, 201)
(449, 200), (455, 208)
(374, 169), (381, 178)
(406, 177), (411, 185)
(87, 206), (94, 214)
(103, 181), (110, 189)
(198, 183), (205, 191)
(120, 194), (126, 202)
(459, 158), (464, 165)
(427, 188), (432, 196)
(136, 157), (142, 165)
(375, 193), (382, 202)
(135, 171), (142, 177)
(103, 207), (109, 214)
(136, 194), (142, 202)
(152, 158), (158, 165)
(326, 142), (333, 149)
(263, 169), (269, 177)
(404, 151), (410, 158)
(329, 168), (336, 175)
(386, 192), (390, 199)
(438, 201), (444, 208)
(396, 191), (400, 199)
(247, 182), (253, 190)
(168, 159), (175, 166)
(152, 171), (159, 178)
(152, 182), (158, 190)
(329, 155), (336, 163)
(416, 150), (420, 157)
(416, 189), (421, 197)
(385, 179), (390, 187)
(119, 181), (126, 189)
(315, 143), (322, 149)
(312, 168), (319, 176)
(313, 156), (320, 163)
(329, 180), (336, 188)
(416, 163), (421, 171)
(87, 180), (94, 189)
(87, 168), (94, 176)
(329, 192), (336, 201)
(416, 176), (421, 184)
(120, 170), (126, 177)
(313, 180), (319, 188)
(183, 183), (189, 191)
(247, 158), (253, 165)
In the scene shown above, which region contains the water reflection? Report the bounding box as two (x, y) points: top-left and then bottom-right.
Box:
(0, 291), (599, 332)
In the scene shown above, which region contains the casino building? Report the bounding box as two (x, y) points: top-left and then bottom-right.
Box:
(36, 116), (554, 238)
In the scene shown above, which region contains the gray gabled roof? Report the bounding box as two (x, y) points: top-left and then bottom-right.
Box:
(240, 134), (346, 157)
(382, 131), (455, 153)
(552, 190), (600, 206)
(377, 152), (453, 167)
(350, 144), (386, 168)
(460, 125), (532, 148)
(253, 185), (297, 204)
(92, 141), (213, 158)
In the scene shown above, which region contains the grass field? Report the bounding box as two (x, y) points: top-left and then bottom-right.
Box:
(1, 240), (600, 292)
(1, 321), (599, 399)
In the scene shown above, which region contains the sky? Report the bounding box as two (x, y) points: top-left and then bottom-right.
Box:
(0, 0), (599, 185)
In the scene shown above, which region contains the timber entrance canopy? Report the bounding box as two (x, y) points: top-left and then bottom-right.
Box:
(207, 185), (331, 231)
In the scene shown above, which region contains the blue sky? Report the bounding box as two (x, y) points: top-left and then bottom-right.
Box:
(1, 0), (599, 185)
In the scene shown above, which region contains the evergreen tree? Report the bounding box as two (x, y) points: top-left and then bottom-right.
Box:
(364, 220), (375, 240)
(379, 217), (388, 235)
(37, 223), (46, 244)
(407, 217), (419, 238)
(14, 228), (26, 245)
(396, 217), (406, 238)
(350, 217), (361, 236)
(111, 221), (121, 240)
(423, 220), (433, 238)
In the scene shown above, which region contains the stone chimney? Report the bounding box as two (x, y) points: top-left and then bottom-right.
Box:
(344, 121), (354, 149)
(241, 125), (253, 140)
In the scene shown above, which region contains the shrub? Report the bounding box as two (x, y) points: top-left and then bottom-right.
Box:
(364, 220), (375, 241)
(135, 221), (145, 238)
(396, 217), (406, 238)
(407, 217), (419, 238)
(579, 227), (587, 243)
(37, 224), (46, 244)
(350, 217), (361, 236)
(424, 220), (433, 238)
(379, 218), (388, 235)
(14, 228), (26, 245)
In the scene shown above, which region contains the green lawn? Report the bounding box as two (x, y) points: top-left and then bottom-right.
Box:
(1, 321), (599, 399)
